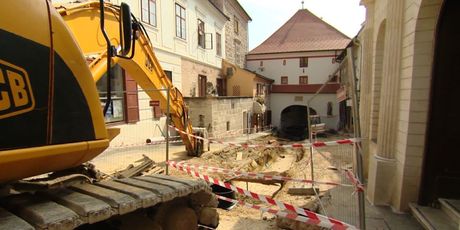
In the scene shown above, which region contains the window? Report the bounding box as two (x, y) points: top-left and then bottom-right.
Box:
(216, 33), (222, 56)
(299, 76), (308, 85)
(234, 15), (239, 34)
(164, 70), (172, 82)
(232, 85), (240, 96)
(329, 75), (338, 83)
(97, 65), (125, 123)
(256, 83), (264, 96)
(175, 3), (186, 39)
(281, 76), (288, 85)
(299, 57), (308, 67)
(141, 0), (156, 26)
(234, 40), (240, 65)
(97, 65), (139, 123)
(198, 19), (205, 48)
(327, 102), (333, 116)
(260, 61), (263, 67)
(283, 60), (286, 65)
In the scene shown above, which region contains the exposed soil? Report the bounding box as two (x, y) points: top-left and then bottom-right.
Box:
(93, 133), (357, 229)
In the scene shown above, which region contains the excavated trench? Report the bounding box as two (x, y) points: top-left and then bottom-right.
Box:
(184, 134), (347, 230)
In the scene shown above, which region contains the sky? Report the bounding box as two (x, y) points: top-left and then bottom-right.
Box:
(238, 0), (366, 50)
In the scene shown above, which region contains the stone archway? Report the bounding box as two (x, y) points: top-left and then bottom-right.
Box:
(278, 105), (317, 141)
(417, 0), (460, 205)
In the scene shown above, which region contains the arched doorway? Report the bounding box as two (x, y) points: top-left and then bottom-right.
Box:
(278, 105), (317, 141)
(420, 0), (460, 205)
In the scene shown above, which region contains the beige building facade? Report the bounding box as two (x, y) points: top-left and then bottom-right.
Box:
(359, 0), (459, 212)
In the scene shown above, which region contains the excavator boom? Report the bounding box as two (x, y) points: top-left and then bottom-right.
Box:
(56, 1), (198, 155)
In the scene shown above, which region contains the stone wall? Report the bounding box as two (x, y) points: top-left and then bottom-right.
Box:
(223, 0), (250, 68)
(185, 97), (253, 136)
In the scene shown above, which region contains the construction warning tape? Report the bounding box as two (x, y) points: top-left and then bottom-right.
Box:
(109, 140), (183, 149)
(167, 161), (357, 230)
(169, 125), (359, 149)
(344, 169), (365, 193)
(171, 161), (353, 188)
(216, 195), (357, 230)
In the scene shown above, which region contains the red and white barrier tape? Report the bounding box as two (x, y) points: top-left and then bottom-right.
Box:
(344, 169), (364, 193)
(167, 161), (357, 229)
(170, 125), (359, 149)
(109, 140), (183, 149)
(171, 161), (352, 188)
(216, 195), (357, 230)
(211, 126), (272, 138)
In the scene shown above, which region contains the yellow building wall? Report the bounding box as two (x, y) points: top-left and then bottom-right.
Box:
(223, 60), (254, 97)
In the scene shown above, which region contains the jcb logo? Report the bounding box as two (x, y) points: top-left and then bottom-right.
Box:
(0, 60), (35, 119)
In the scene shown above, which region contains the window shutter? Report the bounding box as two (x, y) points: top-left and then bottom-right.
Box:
(124, 71), (139, 123)
(205, 33), (213, 49)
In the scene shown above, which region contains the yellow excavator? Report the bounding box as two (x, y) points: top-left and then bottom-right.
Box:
(0, 1), (215, 229)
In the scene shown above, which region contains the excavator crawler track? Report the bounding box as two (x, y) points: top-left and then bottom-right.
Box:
(0, 175), (211, 230)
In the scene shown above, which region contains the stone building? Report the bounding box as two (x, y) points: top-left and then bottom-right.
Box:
(246, 9), (350, 136)
(209, 0), (251, 68)
(359, 0), (460, 217)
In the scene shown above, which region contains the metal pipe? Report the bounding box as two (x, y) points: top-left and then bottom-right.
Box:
(100, 0), (113, 116)
(166, 87), (171, 175)
(307, 102), (315, 183)
(348, 44), (366, 230)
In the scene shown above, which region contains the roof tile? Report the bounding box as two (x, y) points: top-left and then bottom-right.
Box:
(249, 9), (351, 54)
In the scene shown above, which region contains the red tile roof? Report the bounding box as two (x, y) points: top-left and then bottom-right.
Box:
(249, 9), (351, 55)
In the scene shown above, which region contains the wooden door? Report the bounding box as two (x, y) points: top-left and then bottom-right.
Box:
(198, 75), (207, 97)
(420, 0), (460, 205)
(124, 72), (139, 123)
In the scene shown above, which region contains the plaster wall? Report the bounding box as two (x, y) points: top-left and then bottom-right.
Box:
(270, 94), (339, 131)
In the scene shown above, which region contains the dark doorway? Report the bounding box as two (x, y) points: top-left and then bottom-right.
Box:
(419, 0), (460, 205)
(216, 78), (225, 96)
(198, 75), (207, 97)
(278, 105), (317, 141)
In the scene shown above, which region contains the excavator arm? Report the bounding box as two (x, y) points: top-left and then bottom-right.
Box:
(56, 2), (200, 155)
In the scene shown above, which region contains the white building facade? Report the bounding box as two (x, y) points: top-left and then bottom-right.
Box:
(106, 0), (229, 145)
(246, 9), (350, 133)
